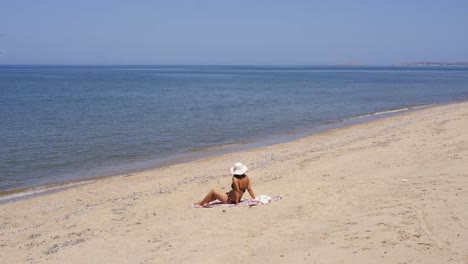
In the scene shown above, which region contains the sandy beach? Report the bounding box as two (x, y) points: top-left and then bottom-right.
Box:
(1, 102), (467, 264)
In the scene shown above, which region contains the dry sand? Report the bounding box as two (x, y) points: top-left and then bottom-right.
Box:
(1, 102), (467, 264)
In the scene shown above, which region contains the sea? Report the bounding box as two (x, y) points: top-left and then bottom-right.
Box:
(1, 65), (468, 199)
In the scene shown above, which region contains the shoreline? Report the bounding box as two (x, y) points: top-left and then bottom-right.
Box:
(1, 100), (467, 263)
(3, 65), (468, 200)
(0, 102), (435, 203)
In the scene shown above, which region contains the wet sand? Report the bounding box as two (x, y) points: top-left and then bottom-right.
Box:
(1, 102), (467, 263)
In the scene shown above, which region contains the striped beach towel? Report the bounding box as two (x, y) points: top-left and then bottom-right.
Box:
(192, 195), (282, 208)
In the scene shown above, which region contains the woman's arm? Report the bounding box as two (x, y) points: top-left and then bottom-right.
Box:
(247, 179), (255, 199)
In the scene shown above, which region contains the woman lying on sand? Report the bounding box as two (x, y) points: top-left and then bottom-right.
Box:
(196, 162), (256, 206)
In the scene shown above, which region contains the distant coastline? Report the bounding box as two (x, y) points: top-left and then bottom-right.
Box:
(400, 62), (468, 66)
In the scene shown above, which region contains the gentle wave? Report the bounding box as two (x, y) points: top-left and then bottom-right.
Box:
(344, 104), (433, 121)
(0, 180), (95, 203)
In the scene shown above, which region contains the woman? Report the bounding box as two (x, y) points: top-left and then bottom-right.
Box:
(196, 162), (256, 206)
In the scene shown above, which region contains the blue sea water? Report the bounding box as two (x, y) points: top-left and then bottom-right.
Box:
(1, 65), (468, 193)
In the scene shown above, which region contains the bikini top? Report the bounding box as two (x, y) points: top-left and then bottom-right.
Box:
(231, 183), (246, 192)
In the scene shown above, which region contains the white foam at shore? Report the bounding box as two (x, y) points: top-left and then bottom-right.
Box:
(344, 104), (432, 121)
(0, 180), (95, 203)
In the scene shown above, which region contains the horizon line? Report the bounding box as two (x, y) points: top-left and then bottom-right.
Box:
(1, 63), (465, 67)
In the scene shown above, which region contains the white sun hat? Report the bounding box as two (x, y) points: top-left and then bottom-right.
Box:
(230, 162), (248, 175)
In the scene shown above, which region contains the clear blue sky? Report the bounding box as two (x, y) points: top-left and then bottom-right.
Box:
(1, 0), (468, 65)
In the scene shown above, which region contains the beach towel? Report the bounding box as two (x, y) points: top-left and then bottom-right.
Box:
(192, 195), (282, 208)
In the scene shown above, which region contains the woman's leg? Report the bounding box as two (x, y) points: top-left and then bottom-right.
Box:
(198, 189), (228, 205)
